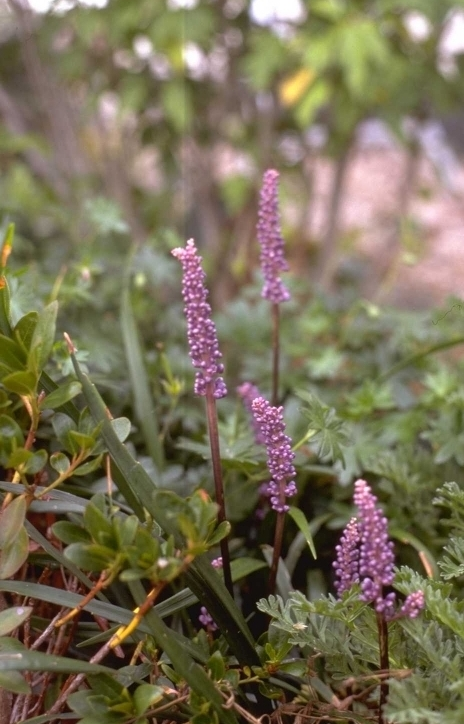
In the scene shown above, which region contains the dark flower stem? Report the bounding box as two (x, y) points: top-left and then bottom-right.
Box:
(268, 510), (285, 594)
(377, 610), (389, 724)
(271, 302), (280, 407)
(205, 385), (233, 597)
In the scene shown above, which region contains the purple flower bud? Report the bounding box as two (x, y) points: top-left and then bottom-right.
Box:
(172, 239), (227, 399)
(397, 591), (425, 620)
(211, 557), (223, 569)
(237, 382), (266, 444)
(333, 518), (360, 596)
(199, 606), (218, 631)
(251, 397), (296, 513)
(257, 169), (290, 304)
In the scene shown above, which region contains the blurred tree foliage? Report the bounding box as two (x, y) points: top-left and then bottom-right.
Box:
(0, 0), (463, 317)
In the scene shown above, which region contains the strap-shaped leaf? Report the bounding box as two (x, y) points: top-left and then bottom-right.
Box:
(70, 351), (261, 669)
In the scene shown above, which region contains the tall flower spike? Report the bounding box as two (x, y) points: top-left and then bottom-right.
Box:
(353, 479), (395, 610)
(333, 517), (360, 597)
(257, 169), (291, 304)
(251, 397), (296, 513)
(172, 239), (227, 399)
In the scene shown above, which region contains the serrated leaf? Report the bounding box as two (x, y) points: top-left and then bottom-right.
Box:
(0, 606), (32, 636)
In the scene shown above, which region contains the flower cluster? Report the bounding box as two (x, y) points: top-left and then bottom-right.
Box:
(251, 397), (297, 513)
(237, 382), (266, 444)
(171, 239), (227, 399)
(257, 169), (290, 304)
(334, 479), (425, 620)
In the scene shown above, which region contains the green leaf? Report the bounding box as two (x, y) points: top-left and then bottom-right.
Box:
(0, 335), (27, 374)
(64, 543), (114, 572)
(0, 645), (114, 676)
(207, 520), (231, 547)
(51, 413), (76, 447)
(0, 526), (29, 579)
(52, 522), (92, 546)
(133, 683), (164, 716)
(207, 650), (226, 683)
(111, 417), (131, 443)
(49, 451), (71, 474)
(8, 448), (47, 475)
(0, 496), (27, 548)
(0, 668), (31, 694)
(2, 369), (38, 396)
(14, 312), (39, 353)
(72, 455), (104, 476)
(28, 301), (58, 374)
(287, 507), (317, 561)
(0, 414), (24, 450)
(120, 269), (163, 469)
(0, 606), (32, 636)
(39, 381), (82, 411)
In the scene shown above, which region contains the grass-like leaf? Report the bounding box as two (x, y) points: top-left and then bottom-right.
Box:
(120, 260), (164, 470)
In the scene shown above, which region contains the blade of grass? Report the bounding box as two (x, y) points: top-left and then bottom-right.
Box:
(70, 352), (261, 668)
(127, 579), (239, 724)
(120, 258), (164, 470)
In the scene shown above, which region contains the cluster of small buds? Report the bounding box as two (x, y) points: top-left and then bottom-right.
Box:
(237, 382), (266, 444)
(333, 518), (360, 597)
(211, 556), (223, 569)
(257, 169), (291, 304)
(198, 606), (218, 631)
(171, 239), (227, 399)
(251, 397), (297, 513)
(354, 479), (395, 608)
(334, 479), (425, 620)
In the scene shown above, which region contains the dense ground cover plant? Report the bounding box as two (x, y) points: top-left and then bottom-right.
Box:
(1, 171), (464, 723)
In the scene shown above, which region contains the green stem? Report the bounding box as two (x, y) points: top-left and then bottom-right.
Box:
(268, 510), (285, 595)
(377, 611), (389, 724)
(205, 386), (233, 597)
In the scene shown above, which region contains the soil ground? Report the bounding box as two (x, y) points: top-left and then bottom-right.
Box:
(308, 143), (464, 309)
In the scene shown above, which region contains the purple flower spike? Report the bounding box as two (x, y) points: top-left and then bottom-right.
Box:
(237, 382), (266, 444)
(333, 518), (360, 596)
(354, 479), (395, 610)
(257, 169), (291, 304)
(251, 397), (296, 513)
(334, 479), (425, 620)
(172, 239), (227, 399)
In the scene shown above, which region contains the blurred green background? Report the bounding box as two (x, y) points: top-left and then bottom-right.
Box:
(1, 0), (464, 325)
